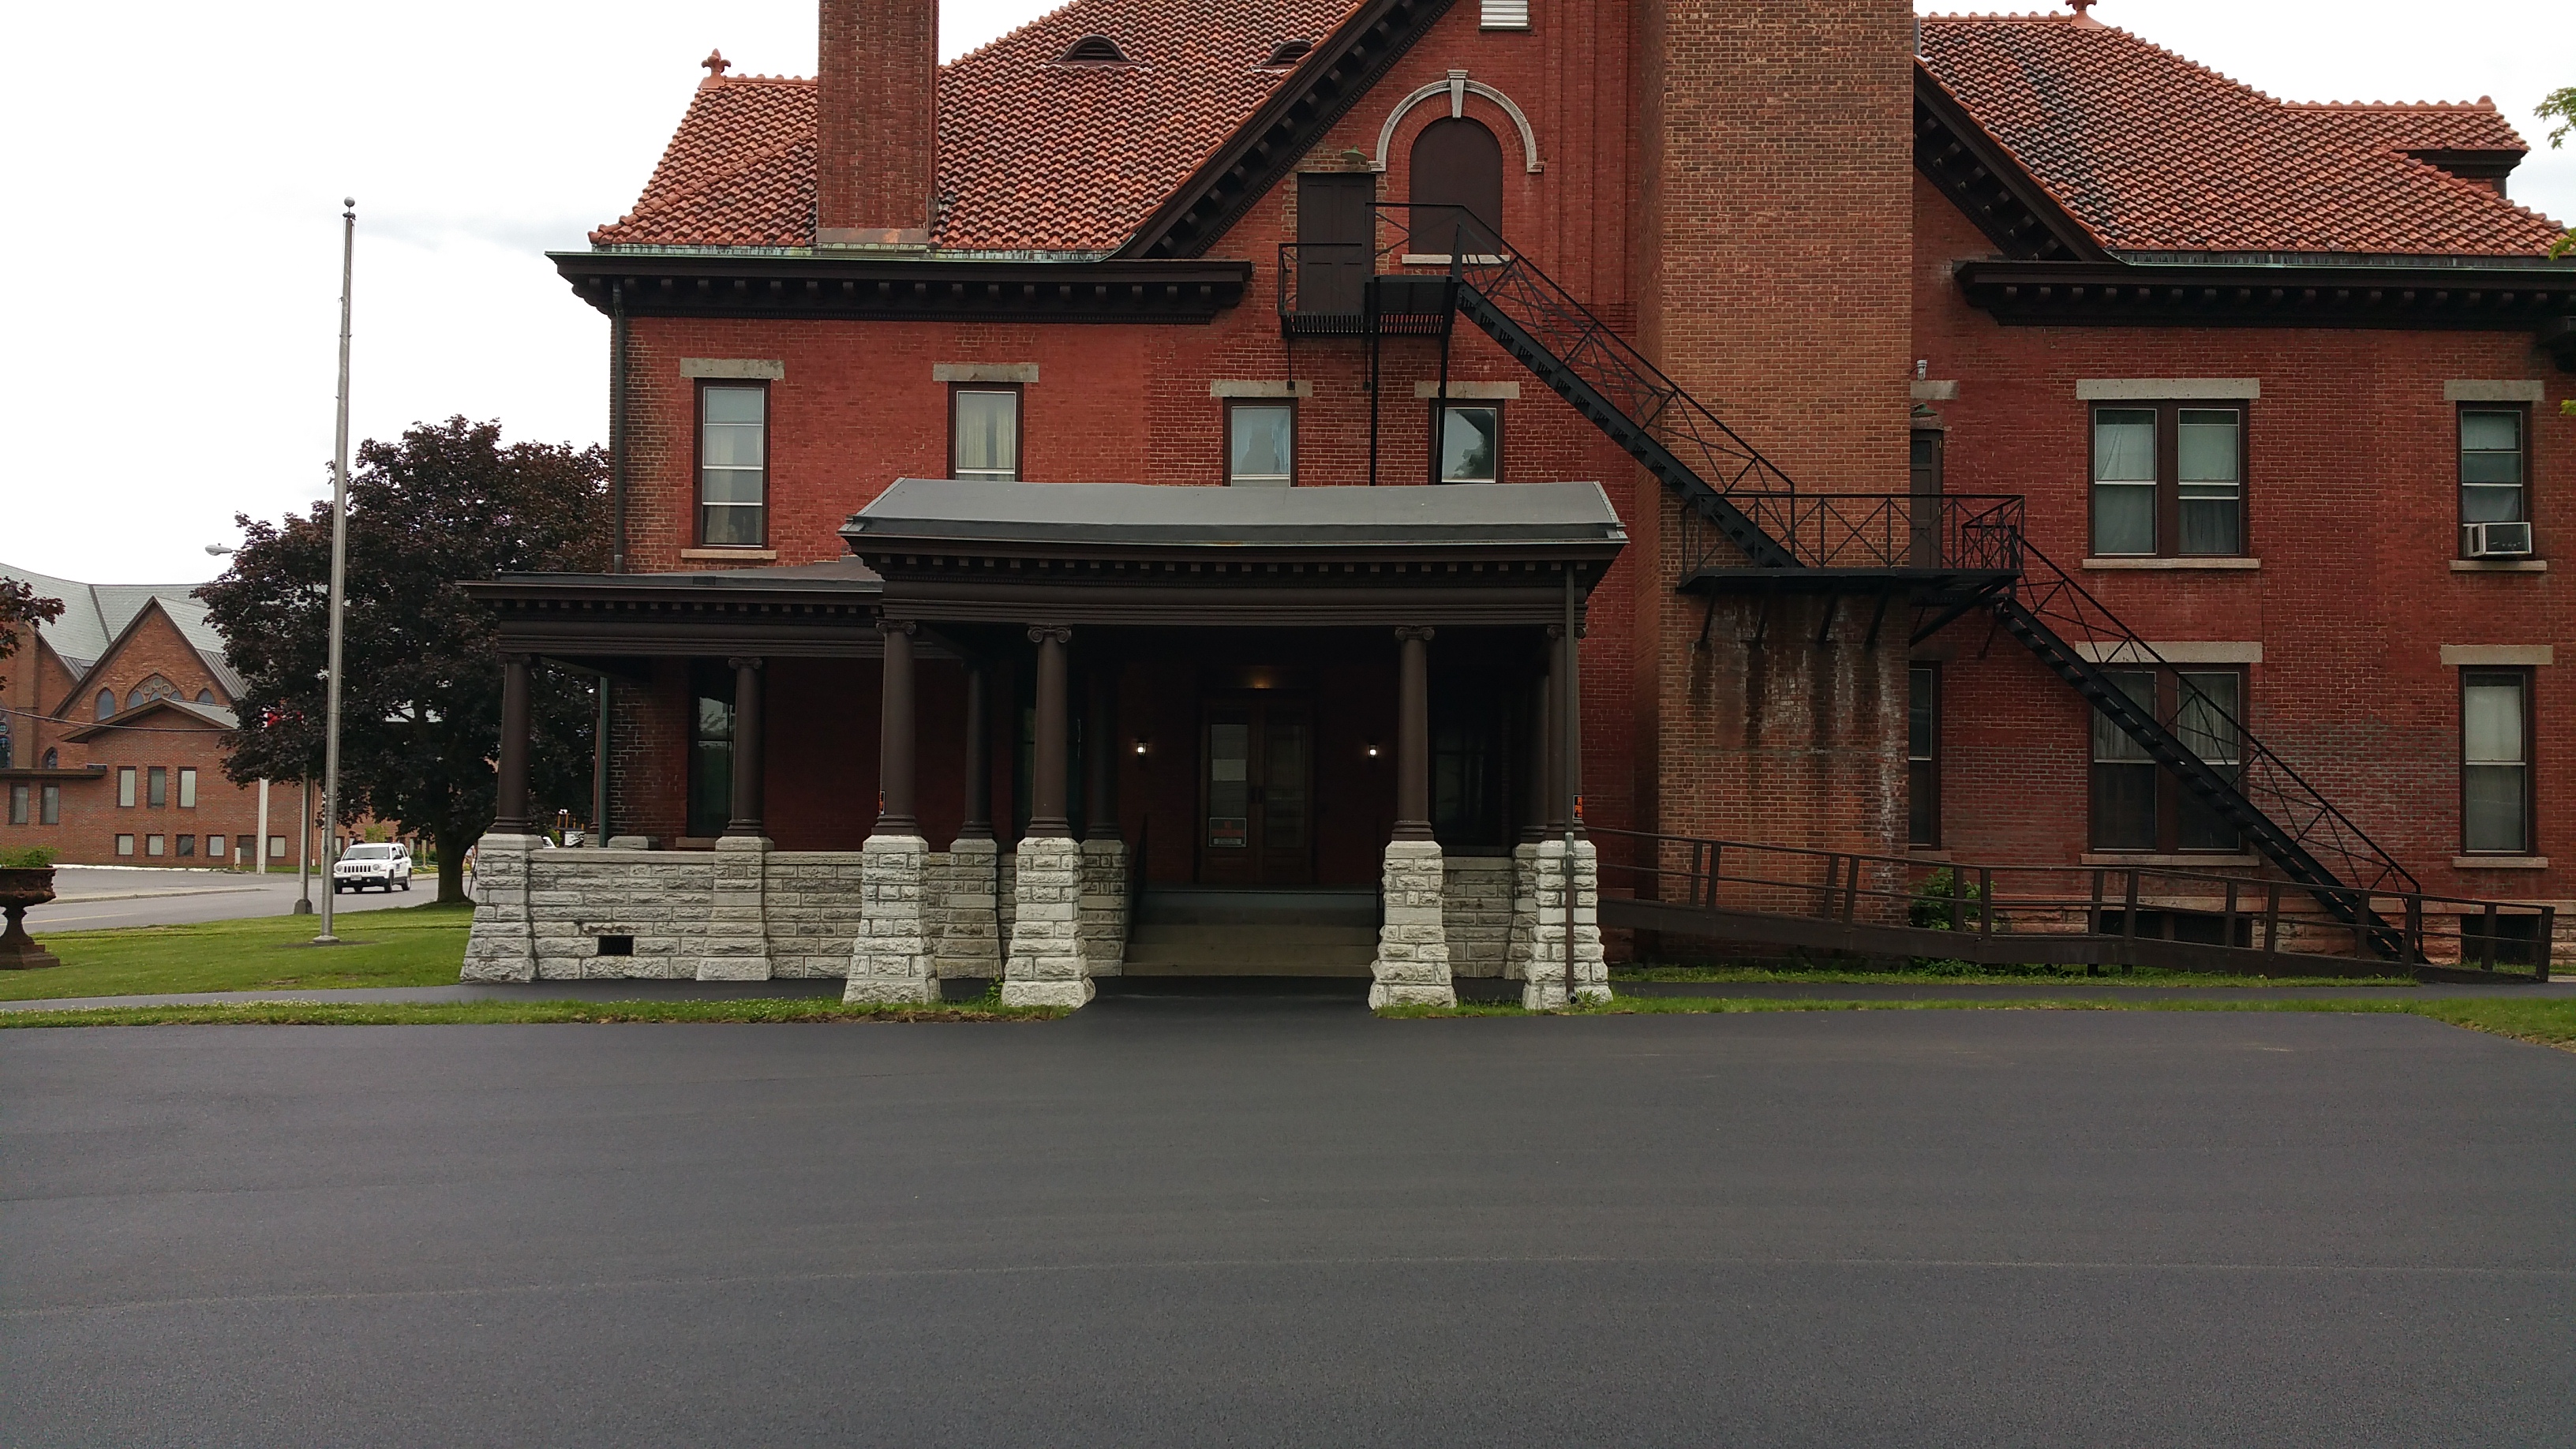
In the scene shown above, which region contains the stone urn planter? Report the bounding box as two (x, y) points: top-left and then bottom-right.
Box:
(0, 866), (63, 970)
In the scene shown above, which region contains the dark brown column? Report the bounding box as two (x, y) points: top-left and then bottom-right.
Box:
(876, 623), (918, 835)
(494, 653), (532, 833)
(1525, 637), (1555, 840)
(1393, 627), (1435, 841)
(958, 661), (992, 841)
(1027, 627), (1073, 837)
(725, 656), (765, 837)
(1083, 663), (1119, 842)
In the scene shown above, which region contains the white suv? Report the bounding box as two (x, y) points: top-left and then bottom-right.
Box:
(332, 843), (414, 893)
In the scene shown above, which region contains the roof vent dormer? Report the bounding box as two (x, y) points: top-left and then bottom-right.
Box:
(1260, 39), (1315, 69)
(1058, 35), (1133, 66)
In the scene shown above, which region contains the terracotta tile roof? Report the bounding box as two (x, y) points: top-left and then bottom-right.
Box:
(592, 0), (1357, 253)
(1919, 14), (2564, 256)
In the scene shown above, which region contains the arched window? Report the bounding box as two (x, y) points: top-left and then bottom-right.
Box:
(128, 675), (178, 710)
(1408, 117), (1503, 256)
(196, 689), (215, 705)
(97, 689), (116, 720)
(0, 714), (10, 769)
(42, 748), (58, 769)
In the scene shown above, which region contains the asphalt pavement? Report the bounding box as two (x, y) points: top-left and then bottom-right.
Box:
(32, 865), (435, 930)
(4, 1002), (2569, 1446)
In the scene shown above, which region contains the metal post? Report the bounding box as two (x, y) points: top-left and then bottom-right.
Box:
(316, 197), (355, 945)
(294, 777), (313, 914)
(255, 778), (270, 876)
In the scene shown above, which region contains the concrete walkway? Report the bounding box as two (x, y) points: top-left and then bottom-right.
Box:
(0, 972), (2563, 1013)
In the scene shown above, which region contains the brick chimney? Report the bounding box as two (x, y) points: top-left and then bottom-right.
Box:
(816, 0), (939, 251)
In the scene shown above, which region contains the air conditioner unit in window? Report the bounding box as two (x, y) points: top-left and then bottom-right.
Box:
(2462, 521), (2534, 558)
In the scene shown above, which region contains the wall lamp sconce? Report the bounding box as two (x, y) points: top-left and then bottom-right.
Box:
(1133, 738), (1151, 758)
(1363, 740), (1383, 759)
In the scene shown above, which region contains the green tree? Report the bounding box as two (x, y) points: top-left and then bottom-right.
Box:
(200, 418), (608, 902)
(0, 578), (67, 693)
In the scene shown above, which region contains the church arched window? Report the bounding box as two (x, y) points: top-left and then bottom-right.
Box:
(1408, 117), (1504, 257)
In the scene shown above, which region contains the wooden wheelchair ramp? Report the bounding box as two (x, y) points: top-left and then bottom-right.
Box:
(1590, 829), (2556, 985)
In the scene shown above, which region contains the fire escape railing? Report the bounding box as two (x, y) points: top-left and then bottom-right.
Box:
(1274, 205), (2420, 954)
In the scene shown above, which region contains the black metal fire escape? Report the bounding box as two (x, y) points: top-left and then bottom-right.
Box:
(1280, 205), (2419, 953)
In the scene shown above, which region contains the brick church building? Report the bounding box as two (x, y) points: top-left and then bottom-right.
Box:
(462, 0), (2572, 1002)
(0, 567), (302, 870)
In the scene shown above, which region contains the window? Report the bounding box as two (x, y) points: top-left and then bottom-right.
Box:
(0, 714), (10, 769)
(1908, 665), (1940, 848)
(97, 689), (115, 720)
(118, 766), (137, 807)
(2459, 408), (2526, 542)
(1435, 404), (1501, 484)
(208, 835), (228, 861)
(128, 674), (178, 711)
(268, 834), (286, 860)
(1408, 116), (1504, 256)
(178, 768), (197, 808)
(951, 387), (1020, 481)
(697, 383), (767, 546)
(196, 689), (214, 705)
(40, 784), (59, 825)
(116, 833), (134, 856)
(148, 766), (167, 808)
(1226, 402), (1295, 486)
(2091, 668), (2245, 852)
(2462, 669), (2530, 854)
(2091, 403), (2245, 557)
(40, 748), (57, 769)
(687, 665), (736, 839)
(145, 833), (164, 857)
(175, 833), (195, 859)
(7, 784), (24, 826)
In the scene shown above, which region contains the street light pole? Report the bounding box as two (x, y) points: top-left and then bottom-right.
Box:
(316, 198), (355, 945)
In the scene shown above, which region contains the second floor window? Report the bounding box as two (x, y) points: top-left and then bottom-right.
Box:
(1436, 404), (1501, 484)
(698, 384), (767, 546)
(2459, 408), (2526, 545)
(178, 767), (197, 808)
(953, 387), (1020, 481)
(2091, 404), (2245, 557)
(1227, 402), (1295, 486)
(118, 766), (137, 807)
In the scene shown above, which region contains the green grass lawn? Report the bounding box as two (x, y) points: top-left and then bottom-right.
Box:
(1, 903), (472, 1002)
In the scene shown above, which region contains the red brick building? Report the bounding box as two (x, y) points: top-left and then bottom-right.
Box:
(462, 0), (2573, 999)
(0, 567), (307, 870)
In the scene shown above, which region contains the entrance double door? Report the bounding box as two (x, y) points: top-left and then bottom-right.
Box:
(1197, 695), (1316, 885)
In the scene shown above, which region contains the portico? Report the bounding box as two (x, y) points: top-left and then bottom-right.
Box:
(464, 480), (1623, 1009)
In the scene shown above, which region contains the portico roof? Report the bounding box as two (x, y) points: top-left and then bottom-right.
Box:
(844, 479), (1627, 555)
(843, 480), (1627, 629)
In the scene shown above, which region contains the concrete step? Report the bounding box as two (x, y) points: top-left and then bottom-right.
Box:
(1134, 887), (1378, 928)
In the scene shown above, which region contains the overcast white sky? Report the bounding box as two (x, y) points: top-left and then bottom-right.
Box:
(3, 0), (2567, 586)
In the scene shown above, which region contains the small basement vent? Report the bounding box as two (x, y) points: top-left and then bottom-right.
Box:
(596, 934), (635, 957)
(1480, 0), (1530, 29)
(1058, 35), (1133, 66)
(1260, 39), (1314, 68)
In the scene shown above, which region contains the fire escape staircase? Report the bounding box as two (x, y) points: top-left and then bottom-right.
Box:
(1280, 208), (2420, 954)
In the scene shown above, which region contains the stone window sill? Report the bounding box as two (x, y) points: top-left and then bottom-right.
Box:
(2452, 856), (2548, 870)
(2081, 557), (2260, 571)
(681, 548), (778, 562)
(2079, 852), (2261, 867)
(2450, 560), (2547, 573)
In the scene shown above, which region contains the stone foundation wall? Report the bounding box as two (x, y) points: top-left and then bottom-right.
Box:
(1443, 856), (1515, 978)
(1372, 839), (1456, 1008)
